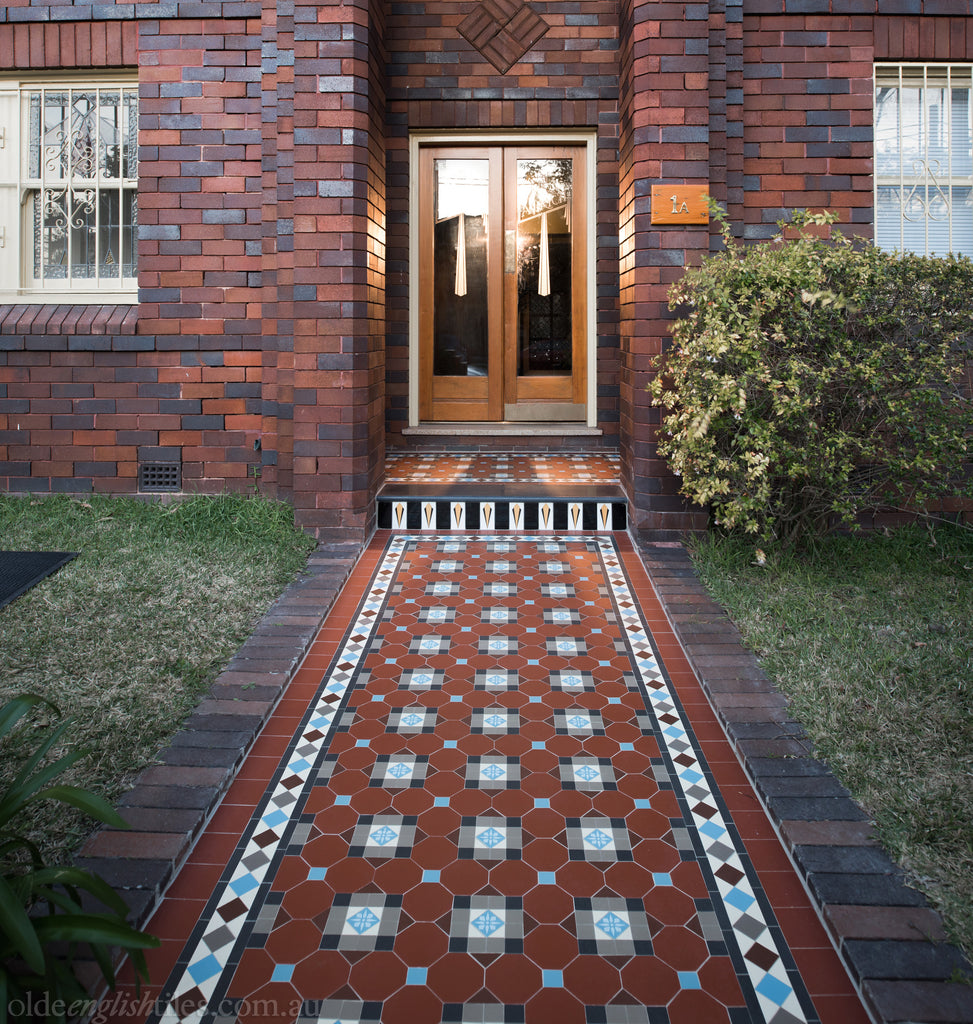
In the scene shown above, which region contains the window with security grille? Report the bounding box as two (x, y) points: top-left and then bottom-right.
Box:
(875, 65), (973, 257)
(0, 78), (138, 301)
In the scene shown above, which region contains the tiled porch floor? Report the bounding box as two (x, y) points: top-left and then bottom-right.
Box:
(100, 531), (871, 1024)
(384, 452), (621, 486)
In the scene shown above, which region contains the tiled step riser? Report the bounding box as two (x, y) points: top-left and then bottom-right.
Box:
(377, 499), (627, 532)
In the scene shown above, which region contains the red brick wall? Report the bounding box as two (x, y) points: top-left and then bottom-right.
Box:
(618, 0), (713, 535)
(138, 14), (265, 493)
(286, 0), (387, 537)
(739, 13), (875, 241)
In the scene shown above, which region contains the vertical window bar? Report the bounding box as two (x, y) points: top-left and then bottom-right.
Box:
(950, 65), (958, 253)
(897, 65), (905, 253)
(93, 88), (99, 287)
(925, 66), (934, 256)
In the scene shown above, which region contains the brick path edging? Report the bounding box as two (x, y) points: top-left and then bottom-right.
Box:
(76, 541), (362, 926)
(636, 537), (973, 1024)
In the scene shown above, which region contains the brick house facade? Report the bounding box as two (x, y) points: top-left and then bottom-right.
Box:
(0, 0), (970, 541)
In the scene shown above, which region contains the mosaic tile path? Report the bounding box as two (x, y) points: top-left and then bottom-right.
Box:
(384, 452), (621, 485)
(101, 533), (870, 1024)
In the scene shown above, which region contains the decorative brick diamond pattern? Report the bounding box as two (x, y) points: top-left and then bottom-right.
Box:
(546, 636), (587, 656)
(409, 633), (451, 655)
(398, 667), (445, 691)
(481, 605), (517, 624)
(418, 605), (456, 624)
(549, 668), (595, 691)
(458, 0), (550, 75)
(133, 533), (866, 1024)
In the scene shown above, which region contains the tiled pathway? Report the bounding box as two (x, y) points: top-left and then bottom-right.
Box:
(99, 531), (871, 1024)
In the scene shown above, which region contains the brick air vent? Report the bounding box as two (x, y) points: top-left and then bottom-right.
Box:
(139, 463), (182, 493)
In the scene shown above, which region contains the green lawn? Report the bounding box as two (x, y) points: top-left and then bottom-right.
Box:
(0, 493), (316, 861)
(690, 525), (973, 959)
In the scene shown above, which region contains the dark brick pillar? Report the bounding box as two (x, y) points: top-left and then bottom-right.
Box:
(259, 0), (296, 500)
(618, 0), (712, 537)
(290, 0), (386, 540)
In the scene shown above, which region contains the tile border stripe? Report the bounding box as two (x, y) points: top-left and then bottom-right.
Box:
(377, 499), (626, 532)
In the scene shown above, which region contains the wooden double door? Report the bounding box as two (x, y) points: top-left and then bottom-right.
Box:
(418, 143), (588, 422)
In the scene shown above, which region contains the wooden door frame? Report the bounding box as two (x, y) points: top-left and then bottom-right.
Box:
(408, 131), (598, 430)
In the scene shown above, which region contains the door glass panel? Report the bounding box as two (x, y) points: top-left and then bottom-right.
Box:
(433, 159), (489, 376)
(516, 158), (572, 375)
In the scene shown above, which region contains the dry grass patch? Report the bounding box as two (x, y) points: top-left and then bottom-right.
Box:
(690, 524), (973, 959)
(0, 494), (316, 861)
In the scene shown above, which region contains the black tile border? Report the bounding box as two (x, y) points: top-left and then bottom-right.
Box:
(635, 535), (973, 1024)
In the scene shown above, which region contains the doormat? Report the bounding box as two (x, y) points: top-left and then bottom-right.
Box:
(0, 551), (77, 610)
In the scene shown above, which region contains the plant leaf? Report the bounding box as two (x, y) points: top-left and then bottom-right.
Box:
(0, 693), (56, 744)
(29, 785), (131, 831)
(0, 873), (45, 975)
(32, 914), (160, 951)
(30, 866), (129, 917)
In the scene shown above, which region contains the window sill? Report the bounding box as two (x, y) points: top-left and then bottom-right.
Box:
(0, 303), (139, 336)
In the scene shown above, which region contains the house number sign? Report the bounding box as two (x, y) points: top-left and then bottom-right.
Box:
(650, 185), (709, 224)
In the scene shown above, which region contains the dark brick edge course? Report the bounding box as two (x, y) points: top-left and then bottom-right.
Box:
(635, 536), (973, 1024)
(74, 540), (361, 929)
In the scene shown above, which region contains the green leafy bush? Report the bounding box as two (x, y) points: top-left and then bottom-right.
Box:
(648, 208), (973, 544)
(1, 694), (158, 1024)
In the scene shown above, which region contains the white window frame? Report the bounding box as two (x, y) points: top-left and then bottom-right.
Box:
(874, 63), (973, 257)
(0, 74), (138, 303)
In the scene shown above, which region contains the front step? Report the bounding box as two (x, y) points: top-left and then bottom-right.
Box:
(377, 496), (627, 532)
(378, 450), (627, 532)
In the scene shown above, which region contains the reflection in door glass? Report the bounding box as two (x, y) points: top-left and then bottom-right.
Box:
(434, 160), (489, 376)
(517, 159), (572, 376)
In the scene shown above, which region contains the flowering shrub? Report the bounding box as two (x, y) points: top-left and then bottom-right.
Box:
(648, 208), (973, 544)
